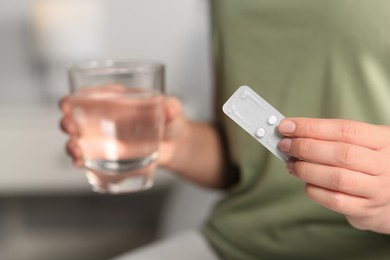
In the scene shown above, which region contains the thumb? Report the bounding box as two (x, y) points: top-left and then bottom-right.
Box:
(164, 97), (183, 122)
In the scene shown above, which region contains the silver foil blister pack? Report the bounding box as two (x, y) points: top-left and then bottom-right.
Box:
(223, 85), (289, 162)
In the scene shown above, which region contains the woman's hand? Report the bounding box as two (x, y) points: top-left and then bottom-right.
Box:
(59, 96), (190, 169)
(59, 96), (83, 167)
(278, 118), (390, 234)
(60, 96), (227, 188)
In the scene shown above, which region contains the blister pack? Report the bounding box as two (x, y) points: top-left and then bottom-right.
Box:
(223, 85), (289, 162)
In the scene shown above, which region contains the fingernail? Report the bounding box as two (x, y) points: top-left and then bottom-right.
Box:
(279, 120), (296, 134)
(279, 138), (292, 153)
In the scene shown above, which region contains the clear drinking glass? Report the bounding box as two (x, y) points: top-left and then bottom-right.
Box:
(68, 60), (165, 194)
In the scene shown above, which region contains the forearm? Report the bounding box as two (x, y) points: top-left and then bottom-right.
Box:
(163, 121), (235, 189)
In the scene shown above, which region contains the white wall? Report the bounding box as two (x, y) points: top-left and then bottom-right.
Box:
(0, 0), (214, 121)
(104, 0), (214, 121)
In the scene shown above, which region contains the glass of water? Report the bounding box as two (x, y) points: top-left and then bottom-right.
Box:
(68, 60), (165, 194)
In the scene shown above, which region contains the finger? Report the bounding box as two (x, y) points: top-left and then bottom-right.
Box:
(66, 139), (82, 161)
(164, 97), (183, 122)
(278, 118), (389, 150)
(60, 115), (77, 134)
(288, 160), (377, 198)
(305, 183), (370, 217)
(73, 158), (84, 168)
(279, 138), (387, 176)
(59, 96), (72, 114)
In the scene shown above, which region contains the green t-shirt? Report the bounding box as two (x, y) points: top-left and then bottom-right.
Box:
(203, 1), (390, 259)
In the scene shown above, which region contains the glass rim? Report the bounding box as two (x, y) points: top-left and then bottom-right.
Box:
(69, 59), (165, 74)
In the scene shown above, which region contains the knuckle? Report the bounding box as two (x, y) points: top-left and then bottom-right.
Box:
(65, 141), (74, 156)
(328, 193), (346, 210)
(336, 145), (358, 167)
(300, 121), (318, 137)
(60, 116), (76, 134)
(338, 121), (358, 141)
(66, 139), (79, 157)
(330, 169), (353, 191)
(60, 117), (69, 132)
(371, 188), (388, 207)
(293, 139), (312, 158)
(304, 184), (315, 198)
(346, 209), (378, 231)
(294, 161), (309, 180)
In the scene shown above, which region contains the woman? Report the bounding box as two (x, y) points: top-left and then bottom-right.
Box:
(61, 1), (390, 259)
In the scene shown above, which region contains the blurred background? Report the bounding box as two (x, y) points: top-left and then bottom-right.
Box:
(0, 0), (221, 259)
